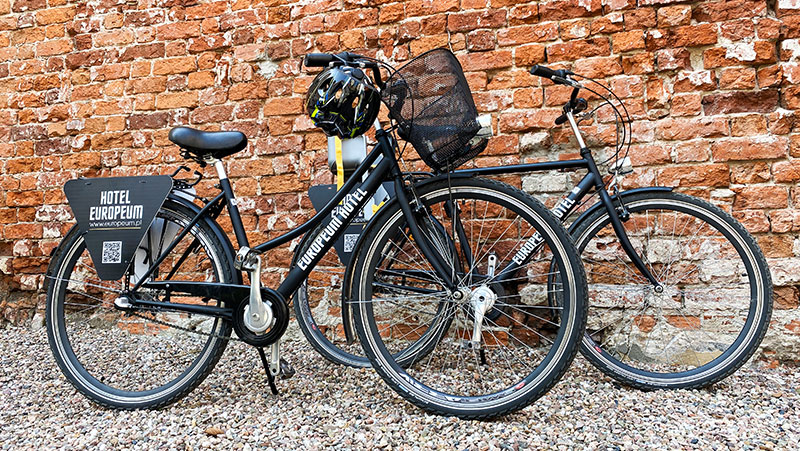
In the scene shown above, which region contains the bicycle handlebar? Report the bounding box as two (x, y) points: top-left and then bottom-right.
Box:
(303, 52), (364, 67)
(303, 52), (383, 87)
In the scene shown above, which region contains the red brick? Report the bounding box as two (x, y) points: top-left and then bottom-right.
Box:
(12, 0), (45, 13)
(773, 161), (800, 183)
(656, 117), (729, 141)
(670, 93), (702, 116)
(659, 164), (730, 188)
(657, 5), (690, 27)
(711, 137), (789, 162)
(447, 10), (506, 32)
(646, 24), (717, 51)
(673, 140), (710, 163)
(153, 56), (196, 75)
(508, 4), (538, 26)
(733, 186), (788, 209)
(624, 8), (656, 30)
(515, 44), (545, 66)
(498, 109), (561, 133)
(572, 56), (623, 78)
(540, 0), (602, 21)
(324, 9), (378, 33)
(156, 21), (202, 40)
(155, 92), (198, 109)
(263, 97), (304, 116)
(718, 67), (756, 90)
(547, 38), (610, 61)
(405, 0), (459, 17)
(497, 23), (558, 46)
(6, 191), (43, 206)
(730, 162), (770, 184)
(379, 4), (404, 23)
(36, 6), (76, 25)
(702, 90), (779, 115)
(655, 48), (690, 71)
(693, 0), (767, 22)
(720, 19), (755, 42)
(629, 144), (670, 166)
(191, 105), (234, 124)
(703, 42), (776, 68)
(466, 30), (496, 51)
(35, 39), (72, 56)
(613, 30), (645, 52)
(291, 0), (340, 19)
(458, 50), (512, 71)
(673, 71), (717, 92)
(621, 53), (654, 74)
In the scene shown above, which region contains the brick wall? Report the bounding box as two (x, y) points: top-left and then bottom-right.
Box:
(0, 0), (799, 356)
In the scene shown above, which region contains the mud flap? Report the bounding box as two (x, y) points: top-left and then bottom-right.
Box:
(64, 176), (173, 280)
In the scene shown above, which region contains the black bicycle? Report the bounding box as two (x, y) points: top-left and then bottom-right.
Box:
(294, 57), (773, 391)
(45, 49), (588, 419)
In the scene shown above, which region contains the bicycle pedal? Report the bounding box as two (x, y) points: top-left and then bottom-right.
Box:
(279, 358), (295, 379)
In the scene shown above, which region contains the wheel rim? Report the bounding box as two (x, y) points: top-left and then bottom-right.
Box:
(578, 197), (765, 383)
(358, 184), (581, 411)
(48, 209), (229, 405)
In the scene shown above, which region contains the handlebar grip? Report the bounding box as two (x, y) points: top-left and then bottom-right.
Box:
(304, 53), (335, 67)
(530, 64), (559, 78)
(554, 114), (568, 126)
(530, 64), (572, 82)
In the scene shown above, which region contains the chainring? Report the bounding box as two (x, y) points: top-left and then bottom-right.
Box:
(232, 288), (289, 347)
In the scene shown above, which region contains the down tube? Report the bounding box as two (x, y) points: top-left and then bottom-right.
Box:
(276, 157), (393, 300)
(493, 173), (596, 284)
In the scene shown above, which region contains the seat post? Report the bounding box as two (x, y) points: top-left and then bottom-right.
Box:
(210, 157), (250, 248)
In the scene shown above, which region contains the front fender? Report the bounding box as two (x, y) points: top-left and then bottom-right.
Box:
(567, 186), (673, 234)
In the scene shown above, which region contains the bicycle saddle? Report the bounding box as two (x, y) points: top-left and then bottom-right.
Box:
(169, 127), (247, 161)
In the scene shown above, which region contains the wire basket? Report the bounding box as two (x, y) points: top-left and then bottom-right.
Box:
(382, 49), (488, 172)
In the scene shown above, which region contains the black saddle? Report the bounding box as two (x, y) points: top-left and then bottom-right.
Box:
(169, 127), (247, 161)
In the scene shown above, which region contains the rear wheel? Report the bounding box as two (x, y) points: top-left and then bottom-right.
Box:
(293, 221), (371, 367)
(45, 200), (233, 409)
(574, 191), (772, 389)
(352, 178), (587, 419)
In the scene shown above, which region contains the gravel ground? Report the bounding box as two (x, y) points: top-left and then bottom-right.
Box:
(0, 326), (797, 450)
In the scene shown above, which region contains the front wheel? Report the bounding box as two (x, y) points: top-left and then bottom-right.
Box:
(352, 177), (587, 419)
(573, 191), (773, 389)
(45, 199), (234, 409)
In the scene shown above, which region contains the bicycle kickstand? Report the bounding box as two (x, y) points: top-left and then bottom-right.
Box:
(256, 342), (296, 395)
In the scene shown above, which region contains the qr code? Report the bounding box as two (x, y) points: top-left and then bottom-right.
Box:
(101, 241), (122, 264)
(343, 234), (359, 253)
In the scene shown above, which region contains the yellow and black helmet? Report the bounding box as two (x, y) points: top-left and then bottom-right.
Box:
(306, 66), (380, 139)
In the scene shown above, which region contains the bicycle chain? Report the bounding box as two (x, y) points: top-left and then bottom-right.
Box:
(127, 309), (243, 343)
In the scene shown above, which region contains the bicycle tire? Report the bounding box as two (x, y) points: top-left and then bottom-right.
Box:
(351, 177), (587, 419)
(572, 191), (772, 389)
(293, 221), (371, 367)
(46, 199), (234, 409)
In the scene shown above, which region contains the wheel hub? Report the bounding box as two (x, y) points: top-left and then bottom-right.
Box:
(468, 284), (498, 346)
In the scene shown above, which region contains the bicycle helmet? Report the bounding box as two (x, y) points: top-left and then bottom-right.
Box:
(306, 66), (380, 139)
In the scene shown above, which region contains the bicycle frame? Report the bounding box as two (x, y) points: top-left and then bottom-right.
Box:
(455, 111), (661, 287)
(126, 125), (489, 318)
